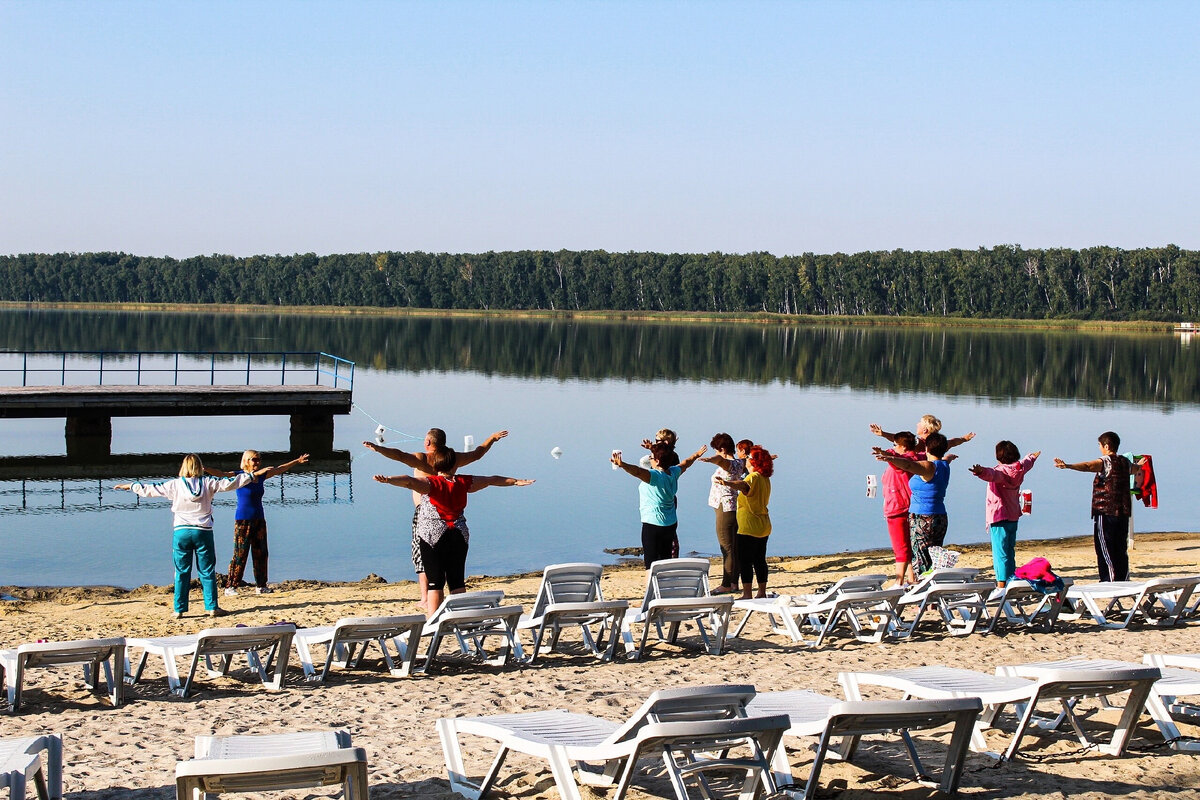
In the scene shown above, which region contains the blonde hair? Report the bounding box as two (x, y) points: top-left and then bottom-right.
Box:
(179, 454), (204, 478)
(919, 414), (942, 434)
(656, 428), (677, 446)
(240, 450), (260, 471)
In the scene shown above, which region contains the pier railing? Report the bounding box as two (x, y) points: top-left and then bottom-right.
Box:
(0, 351), (354, 390)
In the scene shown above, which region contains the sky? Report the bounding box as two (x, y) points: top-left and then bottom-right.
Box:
(2, 1), (1198, 258)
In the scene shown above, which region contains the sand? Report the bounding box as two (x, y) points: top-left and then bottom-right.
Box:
(3, 532), (1200, 799)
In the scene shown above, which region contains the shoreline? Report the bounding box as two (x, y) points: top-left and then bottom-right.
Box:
(5, 530), (1195, 602)
(0, 299), (1178, 333)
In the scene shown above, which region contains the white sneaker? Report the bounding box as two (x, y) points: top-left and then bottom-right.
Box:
(255, 586), (272, 595)
(224, 587), (237, 597)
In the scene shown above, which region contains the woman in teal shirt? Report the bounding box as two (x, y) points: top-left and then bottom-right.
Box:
(611, 441), (707, 569)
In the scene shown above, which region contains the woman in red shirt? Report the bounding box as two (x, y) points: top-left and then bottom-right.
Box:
(374, 449), (534, 614)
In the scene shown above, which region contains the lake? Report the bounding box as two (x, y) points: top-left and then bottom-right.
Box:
(0, 308), (1196, 588)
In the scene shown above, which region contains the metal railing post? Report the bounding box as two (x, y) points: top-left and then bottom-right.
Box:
(61, 352), (66, 386)
(174, 353), (179, 384)
(210, 353), (215, 385)
(246, 353), (251, 386)
(22, 352), (27, 387)
(98, 352), (104, 385)
(137, 352), (142, 386)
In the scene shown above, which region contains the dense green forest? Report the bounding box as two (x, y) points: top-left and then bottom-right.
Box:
(1, 246), (1198, 319)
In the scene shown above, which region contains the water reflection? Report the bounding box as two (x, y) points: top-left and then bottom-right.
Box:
(0, 450), (352, 516)
(0, 309), (1192, 406)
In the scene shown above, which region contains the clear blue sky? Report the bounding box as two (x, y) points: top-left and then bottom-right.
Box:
(2, 1), (1197, 258)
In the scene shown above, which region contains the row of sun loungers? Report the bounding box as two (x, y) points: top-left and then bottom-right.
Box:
(5, 652), (1198, 800)
(6, 563), (1200, 712)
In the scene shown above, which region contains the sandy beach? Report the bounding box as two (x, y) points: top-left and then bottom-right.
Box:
(3, 532), (1200, 799)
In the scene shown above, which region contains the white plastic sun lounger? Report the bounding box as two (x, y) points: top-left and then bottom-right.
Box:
(842, 658), (1161, 760)
(175, 730), (367, 800)
(746, 690), (981, 799)
(411, 591), (525, 673)
(517, 563), (629, 663)
(125, 625), (295, 698)
(0, 735), (62, 800)
(438, 684), (789, 800)
(1143, 654), (1200, 751)
(0, 637), (125, 712)
(891, 574), (995, 639)
(292, 614), (426, 682)
(1064, 575), (1200, 629)
(730, 578), (904, 648)
(983, 578), (1074, 634)
(621, 558), (734, 660)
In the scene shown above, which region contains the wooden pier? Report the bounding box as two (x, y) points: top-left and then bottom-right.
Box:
(0, 351), (355, 456)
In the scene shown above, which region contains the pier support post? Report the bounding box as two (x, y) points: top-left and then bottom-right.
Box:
(290, 413), (335, 452)
(65, 415), (112, 458)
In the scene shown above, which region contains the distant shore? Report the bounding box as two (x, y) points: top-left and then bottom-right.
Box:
(0, 300), (1178, 332)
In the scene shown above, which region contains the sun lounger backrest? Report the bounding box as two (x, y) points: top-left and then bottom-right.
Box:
(824, 698), (982, 736)
(430, 591), (505, 621)
(814, 574), (889, 603)
(332, 617), (421, 640)
(642, 558), (711, 611)
(609, 684), (757, 743)
(17, 637), (125, 668)
(1144, 575), (1200, 617)
(197, 626), (296, 656)
(530, 563), (604, 617)
(1032, 666), (1161, 700)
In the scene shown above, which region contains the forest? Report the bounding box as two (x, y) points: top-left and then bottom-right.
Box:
(1, 245), (1197, 319)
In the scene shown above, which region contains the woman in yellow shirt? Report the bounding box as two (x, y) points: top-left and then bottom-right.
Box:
(716, 445), (773, 599)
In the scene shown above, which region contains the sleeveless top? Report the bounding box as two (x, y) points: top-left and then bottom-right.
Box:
(909, 460), (950, 515)
(234, 471), (266, 520)
(1091, 455), (1132, 516)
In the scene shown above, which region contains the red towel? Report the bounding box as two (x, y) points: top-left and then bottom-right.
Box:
(1133, 454), (1158, 509)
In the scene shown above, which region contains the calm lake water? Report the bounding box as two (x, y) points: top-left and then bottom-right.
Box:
(1, 309), (1197, 588)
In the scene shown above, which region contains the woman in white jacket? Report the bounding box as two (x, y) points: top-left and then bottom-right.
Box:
(116, 454), (254, 619)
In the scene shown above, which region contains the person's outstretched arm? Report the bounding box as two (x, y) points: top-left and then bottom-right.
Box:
(203, 466), (237, 478)
(869, 423), (897, 443)
(374, 474), (432, 493)
(456, 430), (509, 468)
(946, 432), (976, 449)
(677, 445), (708, 475)
(874, 447), (936, 480)
(700, 453), (732, 470)
(1054, 456), (1103, 473)
(967, 464), (996, 481)
(611, 452), (652, 483)
(716, 476), (749, 493)
(466, 475), (535, 491)
(363, 441), (428, 471)
(256, 453), (310, 480)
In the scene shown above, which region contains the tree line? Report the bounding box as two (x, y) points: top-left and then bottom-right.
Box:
(1, 245), (1198, 319)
